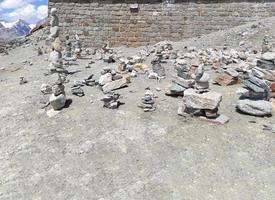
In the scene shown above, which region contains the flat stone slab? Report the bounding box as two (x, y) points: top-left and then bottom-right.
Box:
(184, 89), (222, 110)
(261, 52), (275, 61)
(214, 73), (238, 86)
(173, 75), (195, 88)
(199, 115), (230, 125)
(237, 99), (272, 116)
(102, 78), (128, 93)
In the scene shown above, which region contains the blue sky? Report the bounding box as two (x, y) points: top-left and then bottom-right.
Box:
(0, 0), (48, 24)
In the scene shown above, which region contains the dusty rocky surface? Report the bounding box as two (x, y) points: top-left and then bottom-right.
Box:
(0, 18), (275, 200)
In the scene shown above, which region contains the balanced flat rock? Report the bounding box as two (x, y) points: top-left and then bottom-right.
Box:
(184, 89), (222, 110)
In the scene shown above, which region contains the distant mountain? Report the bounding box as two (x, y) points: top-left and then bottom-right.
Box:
(0, 19), (33, 44)
(10, 19), (31, 35)
(0, 19), (31, 36)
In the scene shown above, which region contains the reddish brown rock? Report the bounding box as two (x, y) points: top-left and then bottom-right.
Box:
(214, 73), (238, 86)
(270, 82), (275, 92)
(212, 62), (221, 69)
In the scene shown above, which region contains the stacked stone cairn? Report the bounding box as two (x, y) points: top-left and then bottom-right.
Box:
(101, 93), (122, 109)
(48, 38), (68, 74)
(151, 50), (166, 77)
(64, 35), (72, 59)
(169, 50), (228, 124)
(151, 41), (175, 59)
(138, 89), (156, 112)
(74, 34), (82, 59)
(47, 9), (68, 75)
(166, 56), (210, 96)
(49, 8), (59, 40)
(261, 35), (272, 54)
(98, 67), (129, 94)
(236, 74), (272, 117)
(235, 41), (275, 117)
(96, 43), (116, 63)
(49, 75), (67, 110)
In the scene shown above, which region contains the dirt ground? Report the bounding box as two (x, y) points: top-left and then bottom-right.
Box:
(0, 18), (274, 200)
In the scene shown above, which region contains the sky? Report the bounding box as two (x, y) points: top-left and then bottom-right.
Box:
(0, 0), (48, 24)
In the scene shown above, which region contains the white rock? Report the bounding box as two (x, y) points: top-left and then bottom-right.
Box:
(261, 52), (275, 61)
(130, 71), (137, 77)
(98, 73), (112, 86)
(148, 72), (158, 79)
(184, 89), (222, 110)
(49, 50), (60, 63)
(41, 84), (52, 94)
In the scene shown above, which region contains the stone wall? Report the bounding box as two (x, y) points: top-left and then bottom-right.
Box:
(48, 0), (275, 47)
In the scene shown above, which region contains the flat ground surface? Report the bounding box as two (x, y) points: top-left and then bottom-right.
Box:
(0, 19), (275, 200)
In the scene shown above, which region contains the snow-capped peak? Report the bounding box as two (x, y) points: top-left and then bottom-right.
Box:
(29, 24), (36, 30)
(0, 20), (18, 28)
(0, 19), (32, 36)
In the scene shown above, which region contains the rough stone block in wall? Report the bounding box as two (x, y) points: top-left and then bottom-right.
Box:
(48, 0), (275, 48)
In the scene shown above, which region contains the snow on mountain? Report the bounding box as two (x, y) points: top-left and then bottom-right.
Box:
(10, 20), (31, 35)
(29, 24), (36, 30)
(0, 19), (32, 36)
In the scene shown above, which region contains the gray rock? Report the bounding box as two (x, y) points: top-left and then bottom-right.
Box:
(257, 59), (275, 70)
(152, 63), (165, 77)
(49, 94), (66, 110)
(261, 52), (275, 61)
(173, 76), (195, 88)
(101, 93), (121, 109)
(176, 58), (187, 66)
(102, 78), (128, 93)
(41, 84), (52, 94)
(52, 84), (65, 96)
(225, 69), (239, 77)
(237, 100), (272, 116)
(71, 87), (85, 97)
(184, 89), (222, 110)
(19, 76), (27, 85)
(50, 26), (59, 39)
(171, 84), (185, 93)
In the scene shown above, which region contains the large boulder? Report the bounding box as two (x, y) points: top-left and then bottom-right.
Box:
(184, 89), (222, 110)
(237, 99), (272, 116)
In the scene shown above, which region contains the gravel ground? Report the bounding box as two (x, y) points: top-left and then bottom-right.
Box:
(0, 17), (274, 200)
